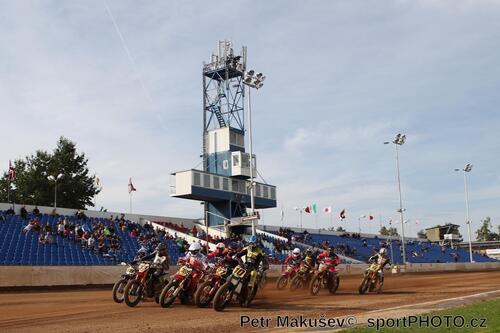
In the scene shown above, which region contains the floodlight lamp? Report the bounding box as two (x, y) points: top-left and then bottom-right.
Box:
(383, 141), (390, 145)
(247, 70), (255, 77)
(464, 163), (473, 172)
(243, 77), (253, 85)
(454, 168), (460, 172)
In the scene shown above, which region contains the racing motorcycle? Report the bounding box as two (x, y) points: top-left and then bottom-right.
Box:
(112, 263), (136, 303)
(359, 262), (382, 294)
(309, 258), (340, 296)
(212, 262), (260, 312)
(275, 263), (299, 290)
(289, 261), (314, 292)
(194, 260), (232, 307)
(159, 256), (206, 308)
(123, 256), (169, 307)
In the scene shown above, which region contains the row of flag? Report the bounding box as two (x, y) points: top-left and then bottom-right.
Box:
(289, 205), (379, 221)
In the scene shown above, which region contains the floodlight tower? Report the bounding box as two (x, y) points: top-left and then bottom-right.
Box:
(171, 41), (277, 233)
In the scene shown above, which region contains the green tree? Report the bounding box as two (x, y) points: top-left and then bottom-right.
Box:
(0, 137), (100, 209)
(379, 226), (390, 236)
(387, 227), (399, 236)
(475, 217), (499, 241)
(336, 226), (346, 232)
(417, 229), (427, 239)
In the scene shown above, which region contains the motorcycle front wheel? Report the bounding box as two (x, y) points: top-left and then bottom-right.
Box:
(112, 278), (128, 303)
(309, 275), (322, 296)
(240, 284), (258, 308)
(159, 281), (179, 308)
(195, 280), (215, 308)
(289, 275), (303, 292)
(275, 275), (288, 290)
(123, 280), (143, 307)
(213, 281), (234, 312)
(358, 275), (370, 294)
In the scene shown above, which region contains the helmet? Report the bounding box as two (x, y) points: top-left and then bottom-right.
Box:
(379, 247), (387, 256)
(292, 248), (301, 258)
(305, 247), (313, 256)
(156, 243), (167, 254)
(189, 242), (202, 255)
(248, 235), (257, 244)
(328, 246), (335, 254)
(227, 242), (238, 254)
(216, 242), (225, 250)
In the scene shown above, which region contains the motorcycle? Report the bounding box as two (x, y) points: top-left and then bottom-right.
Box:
(309, 258), (340, 296)
(159, 256), (206, 308)
(112, 263), (136, 303)
(359, 262), (382, 294)
(123, 256), (169, 307)
(212, 262), (260, 312)
(289, 261), (314, 292)
(275, 264), (299, 290)
(194, 260), (232, 307)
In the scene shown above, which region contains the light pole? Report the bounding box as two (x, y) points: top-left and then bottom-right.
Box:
(384, 133), (407, 265)
(243, 70), (265, 236)
(47, 173), (64, 210)
(454, 163), (474, 263)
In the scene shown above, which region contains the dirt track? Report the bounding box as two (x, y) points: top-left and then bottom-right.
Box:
(1, 271), (500, 333)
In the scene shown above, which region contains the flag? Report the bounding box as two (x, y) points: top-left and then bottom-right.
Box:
(128, 177), (136, 193)
(304, 206), (311, 214)
(340, 209), (346, 220)
(312, 203), (317, 214)
(368, 215), (374, 221)
(323, 206), (332, 214)
(8, 160), (16, 181)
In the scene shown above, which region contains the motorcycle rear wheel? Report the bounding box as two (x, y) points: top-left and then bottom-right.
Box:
(123, 280), (143, 307)
(329, 275), (340, 294)
(159, 281), (179, 308)
(309, 275), (322, 296)
(275, 275), (288, 290)
(213, 281), (233, 312)
(289, 275), (303, 292)
(112, 278), (128, 303)
(195, 280), (215, 308)
(240, 285), (258, 307)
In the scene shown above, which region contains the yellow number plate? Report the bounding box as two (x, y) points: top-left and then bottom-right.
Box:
(179, 266), (192, 276)
(233, 266), (246, 278)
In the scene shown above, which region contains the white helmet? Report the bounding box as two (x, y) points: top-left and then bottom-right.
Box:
(189, 242), (202, 254)
(379, 247), (387, 256)
(216, 242), (225, 250)
(292, 248), (301, 258)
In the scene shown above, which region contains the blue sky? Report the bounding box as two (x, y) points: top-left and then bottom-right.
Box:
(1, 0), (499, 238)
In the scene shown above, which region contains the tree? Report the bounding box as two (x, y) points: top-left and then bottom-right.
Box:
(387, 227), (399, 236)
(475, 217), (499, 241)
(0, 137), (100, 209)
(379, 226), (389, 236)
(336, 226), (346, 232)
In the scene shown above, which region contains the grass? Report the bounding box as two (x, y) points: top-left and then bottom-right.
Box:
(345, 297), (500, 333)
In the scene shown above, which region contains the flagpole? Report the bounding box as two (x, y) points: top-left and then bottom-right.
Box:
(129, 192), (132, 214)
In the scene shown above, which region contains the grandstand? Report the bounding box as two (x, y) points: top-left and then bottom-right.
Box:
(264, 227), (497, 265)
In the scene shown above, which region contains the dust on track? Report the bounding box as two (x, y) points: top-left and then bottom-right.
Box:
(1, 271), (499, 333)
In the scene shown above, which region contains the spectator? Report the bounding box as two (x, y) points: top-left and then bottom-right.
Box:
(6, 205), (15, 215)
(57, 222), (65, 236)
(20, 206), (28, 219)
(33, 206), (40, 216)
(38, 232), (46, 244)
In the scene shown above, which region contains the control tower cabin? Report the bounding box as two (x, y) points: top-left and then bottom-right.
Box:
(171, 41), (277, 230)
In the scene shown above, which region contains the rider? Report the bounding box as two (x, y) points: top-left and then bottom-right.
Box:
(207, 242), (226, 261)
(181, 242), (208, 268)
(235, 235), (269, 287)
(135, 243), (170, 290)
(368, 247), (391, 284)
(284, 248), (302, 268)
(302, 247), (316, 269)
(316, 246), (340, 278)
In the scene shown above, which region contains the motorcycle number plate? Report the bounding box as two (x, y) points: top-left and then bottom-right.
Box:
(233, 267), (246, 278)
(216, 267), (227, 276)
(179, 266), (192, 276)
